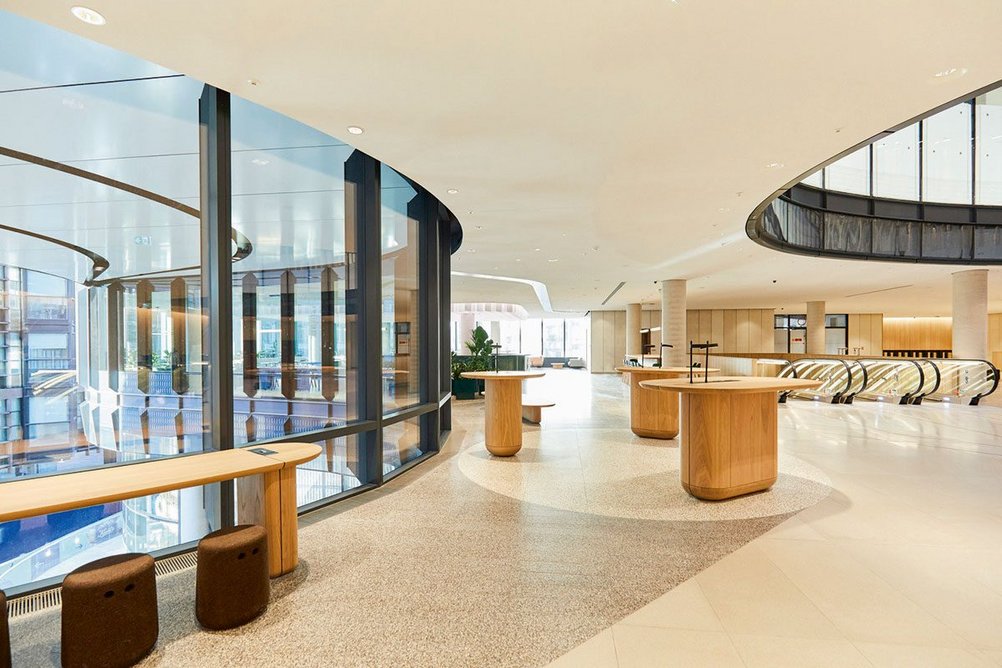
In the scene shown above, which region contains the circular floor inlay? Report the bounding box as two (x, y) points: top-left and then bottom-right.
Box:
(457, 428), (831, 521)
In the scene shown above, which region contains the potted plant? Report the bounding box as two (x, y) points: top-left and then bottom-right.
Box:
(464, 325), (494, 394)
(450, 353), (478, 400)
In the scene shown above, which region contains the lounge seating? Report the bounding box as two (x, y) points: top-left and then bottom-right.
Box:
(196, 525), (270, 630)
(61, 553), (158, 668)
(528, 356), (544, 368)
(566, 357), (586, 369)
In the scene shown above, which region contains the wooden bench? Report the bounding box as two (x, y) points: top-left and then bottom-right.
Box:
(0, 442), (321, 578)
(522, 397), (556, 424)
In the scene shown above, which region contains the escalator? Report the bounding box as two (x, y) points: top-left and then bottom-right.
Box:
(776, 357), (998, 406)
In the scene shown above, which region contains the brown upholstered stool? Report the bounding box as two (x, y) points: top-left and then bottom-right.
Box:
(61, 553), (157, 668)
(196, 524), (269, 630)
(1, 589), (10, 668)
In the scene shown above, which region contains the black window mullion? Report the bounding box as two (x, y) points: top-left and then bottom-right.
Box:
(198, 84), (234, 529)
(345, 151), (383, 486)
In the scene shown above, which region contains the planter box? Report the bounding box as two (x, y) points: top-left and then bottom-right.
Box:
(451, 377), (479, 400)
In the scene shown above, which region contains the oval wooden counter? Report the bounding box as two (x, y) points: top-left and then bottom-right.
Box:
(461, 371), (545, 456)
(615, 366), (718, 439)
(638, 377), (821, 500)
(0, 442), (321, 577)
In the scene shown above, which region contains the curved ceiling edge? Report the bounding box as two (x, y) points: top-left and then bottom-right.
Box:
(1, 145), (255, 279)
(746, 77), (1002, 265)
(451, 271), (553, 313)
(0, 221), (110, 282)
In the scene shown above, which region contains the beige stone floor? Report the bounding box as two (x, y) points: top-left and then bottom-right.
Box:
(13, 369), (1002, 666)
(549, 391), (1002, 668)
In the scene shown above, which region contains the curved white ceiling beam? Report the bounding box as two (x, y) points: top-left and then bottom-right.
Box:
(452, 271), (553, 313)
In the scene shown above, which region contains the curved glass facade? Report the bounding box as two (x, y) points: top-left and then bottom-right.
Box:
(804, 90), (1002, 205)
(0, 11), (457, 592)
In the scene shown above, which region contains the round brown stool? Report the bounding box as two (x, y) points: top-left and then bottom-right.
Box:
(61, 553), (158, 668)
(1, 589), (10, 668)
(196, 524), (269, 630)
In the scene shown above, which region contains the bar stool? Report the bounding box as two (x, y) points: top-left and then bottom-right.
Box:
(196, 524), (269, 630)
(61, 553), (158, 668)
(1, 588), (10, 668)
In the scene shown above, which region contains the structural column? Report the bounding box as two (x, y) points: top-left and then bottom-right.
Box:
(459, 312), (476, 346)
(625, 303), (642, 357)
(952, 269), (988, 359)
(660, 280), (686, 367)
(806, 301), (826, 355)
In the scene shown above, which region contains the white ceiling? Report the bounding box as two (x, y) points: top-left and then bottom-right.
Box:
(4, 1), (1002, 314)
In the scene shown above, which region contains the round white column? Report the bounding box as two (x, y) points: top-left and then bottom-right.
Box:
(459, 312), (477, 347)
(661, 280), (686, 367)
(952, 269), (988, 359)
(806, 301), (826, 355)
(625, 303), (642, 356)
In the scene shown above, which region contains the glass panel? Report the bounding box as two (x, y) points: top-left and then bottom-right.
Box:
(824, 146), (870, 195)
(873, 122), (919, 200)
(823, 214), (871, 254)
(871, 219), (921, 258)
(380, 165), (421, 412)
(498, 320), (521, 353)
(383, 416), (422, 474)
(0, 12), (216, 591)
(296, 434), (362, 508)
(229, 95), (355, 443)
(542, 320), (564, 357)
(565, 318), (589, 358)
(923, 104), (973, 204)
(520, 319), (543, 356)
(975, 90), (1002, 205)
(922, 224), (973, 260)
(801, 170), (823, 188)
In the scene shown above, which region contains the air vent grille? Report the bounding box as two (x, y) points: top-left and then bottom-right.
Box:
(7, 550), (197, 620)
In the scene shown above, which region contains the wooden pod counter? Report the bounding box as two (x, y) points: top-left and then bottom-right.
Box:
(615, 366), (718, 439)
(461, 371), (545, 456)
(639, 377), (821, 500)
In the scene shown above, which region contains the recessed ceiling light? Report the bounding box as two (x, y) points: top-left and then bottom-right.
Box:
(347, 126), (364, 135)
(475, 225), (483, 230)
(447, 188), (459, 194)
(534, 248), (541, 252)
(765, 162), (784, 169)
(515, 259), (521, 262)
(70, 5), (106, 25)
(247, 79), (260, 86)
(547, 258), (559, 263)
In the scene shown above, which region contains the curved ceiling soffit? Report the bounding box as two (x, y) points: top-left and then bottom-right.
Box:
(451, 270), (554, 313)
(0, 145), (254, 283)
(745, 77), (1002, 254)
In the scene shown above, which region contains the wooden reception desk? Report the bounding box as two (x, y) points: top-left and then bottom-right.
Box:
(639, 377), (821, 500)
(461, 370), (545, 456)
(615, 366), (718, 439)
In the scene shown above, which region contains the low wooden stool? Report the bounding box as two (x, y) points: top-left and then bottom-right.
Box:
(196, 525), (269, 630)
(521, 397), (556, 424)
(1, 589), (10, 668)
(61, 553), (157, 668)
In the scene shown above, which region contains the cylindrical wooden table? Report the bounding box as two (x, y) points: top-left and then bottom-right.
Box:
(639, 376), (821, 500)
(461, 370), (546, 456)
(615, 366), (719, 439)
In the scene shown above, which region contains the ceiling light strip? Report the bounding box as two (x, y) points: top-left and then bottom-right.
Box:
(451, 271), (553, 312)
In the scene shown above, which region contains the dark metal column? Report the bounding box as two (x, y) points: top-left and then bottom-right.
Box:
(199, 84), (234, 528)
(415, 191), (440, 451)
(344, 150), (382, 485)
(170, 277), (189, 395)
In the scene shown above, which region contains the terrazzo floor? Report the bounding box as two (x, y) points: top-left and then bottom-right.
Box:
(13, 370), (1000, 666)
